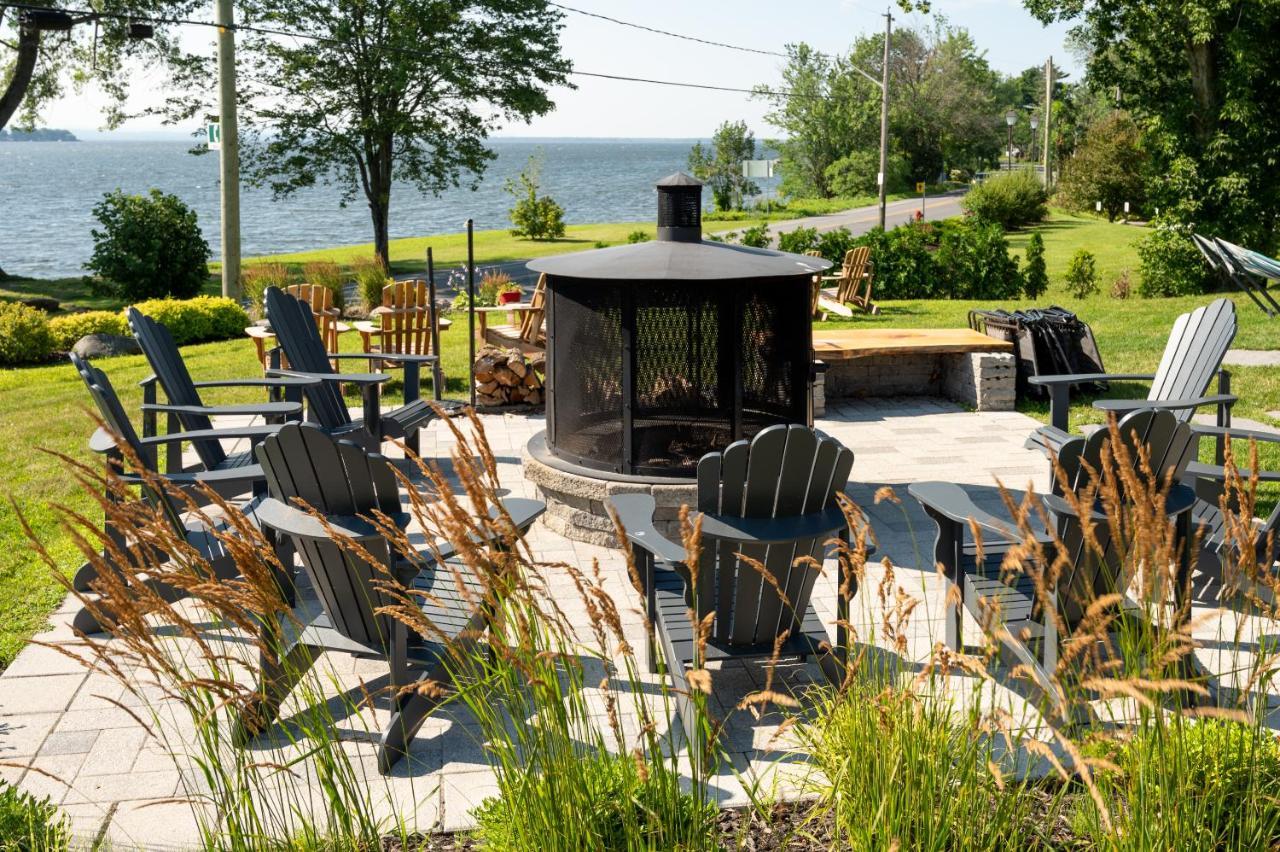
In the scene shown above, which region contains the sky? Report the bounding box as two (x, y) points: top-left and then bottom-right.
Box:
(44, 0), (1084, 140)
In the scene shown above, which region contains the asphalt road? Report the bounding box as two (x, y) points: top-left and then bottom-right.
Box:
(414, 190), (967, 293)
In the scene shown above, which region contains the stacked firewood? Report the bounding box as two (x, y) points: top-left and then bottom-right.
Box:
(474, 345), (545, 406)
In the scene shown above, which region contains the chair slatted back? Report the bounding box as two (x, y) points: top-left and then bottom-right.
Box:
(256, 423), (403, 648)
(1146, 298), (1236, 417)
(835, 246), (871, 305)
(375, 280), (433, 357)
(804, 251), (822, 316)
(265, 288), (354, 430)
(691, 424), (854, 647)
(69, 353), (188, 535)
(1053, 408), (1195, 626)
(286, 284), (342, 352)
(518, 274), (547, 344)
(127, 308), (227, 470)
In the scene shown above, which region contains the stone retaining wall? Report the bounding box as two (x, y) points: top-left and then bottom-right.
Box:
(521, 448), (697, 547)
(821, 351), (1015, 411)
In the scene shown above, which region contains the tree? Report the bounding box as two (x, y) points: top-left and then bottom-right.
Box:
(506, 151), (565, 240)
(1057, 110), (1147, 221)
(160, 0), (570, 268)
(1025, 0), (1280, 251)
(687, 120), (761, 211)
(86, 189), (210, 301)
(0, 0), (193, 131)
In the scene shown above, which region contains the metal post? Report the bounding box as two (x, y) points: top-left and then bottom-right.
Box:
(427, 247), (442, 401)
(877, 8), (892, 230)
(466, 220), (476, 409)
(1043, 56), (1053, 186)
(1007, 124), (1013, 172)
(215, 0), (241, 299)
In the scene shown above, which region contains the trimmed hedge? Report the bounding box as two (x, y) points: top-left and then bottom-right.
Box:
(130, 296), (249, 345)
(47, 311), (130, 350)
(0, 302), (55, 366)
(852, 219), (1023, 300)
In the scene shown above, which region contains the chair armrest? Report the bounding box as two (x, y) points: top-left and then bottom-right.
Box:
(1191, 424), (1280, 445)
(371, 352), (439, 365)
(1186, 459), (1280, 484)
(140, 402), (302, 417)
(136, 425), (283, 447)
(908, 481), (1033, 546)
(266, 368), (390, 386)
(473, 304), (534, 313)
(116, 465), (265, 487)
(89, 427), (119, 455)
(695, 505), (850, 545)
(607, 494), (688, 563)
(191, 377), (320, 389)
(1092, 394), (1236, 413)
(1028, 372), (1155, 387)
(256, 497), (411, 543)
(1045, 484), (1197, 520)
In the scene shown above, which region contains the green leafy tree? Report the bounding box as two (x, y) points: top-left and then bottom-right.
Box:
(1025, 0), (1280, 251)
(86, 189), (210, 301)
(506, 151), (565, 240)
(1064, 248), (1099, 298)
(687, 120), (760, 211)
(159, 0), (570, 269)
(1057, 111), (1147, 220)
(1023, 231), (1049, 299)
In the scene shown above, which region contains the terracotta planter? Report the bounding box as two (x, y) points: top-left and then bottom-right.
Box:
(498, 290), (522, 305)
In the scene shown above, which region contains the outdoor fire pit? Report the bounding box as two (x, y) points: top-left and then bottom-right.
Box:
(522, 173), (830, 544)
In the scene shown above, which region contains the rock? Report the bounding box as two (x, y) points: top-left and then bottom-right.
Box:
(72, 333), (141, 359)
(21, 296), (59, 313)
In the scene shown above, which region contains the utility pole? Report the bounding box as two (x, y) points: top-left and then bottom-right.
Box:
(1043, 56), (1053, 188)
(216, 0), (241, 298)
(877, 7), (892, 230)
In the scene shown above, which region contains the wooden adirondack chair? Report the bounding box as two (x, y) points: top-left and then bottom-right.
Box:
(264, 287), (458, 456)
(817, 247), (878, 317)
(911, 408), (1200, 721)
(246, 284), (352, 368)
(69, 353), (285, 633)
(353, 280), (448, 399)
(609, 424), (859, 768)
(237, 421), (545, 773)
(1027, 298), (1237, 457)
(127, 308), (313, 474)
(475, 273), (546, 355)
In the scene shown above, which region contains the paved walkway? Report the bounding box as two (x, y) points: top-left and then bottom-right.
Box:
(1, 400), (1272, 849)
(712, 191), (966, 247)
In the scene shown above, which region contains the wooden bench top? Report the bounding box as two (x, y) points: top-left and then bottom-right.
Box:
(813, 328), (1011, 362)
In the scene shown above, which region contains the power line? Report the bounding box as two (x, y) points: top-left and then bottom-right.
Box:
(546, 2), (787, 58)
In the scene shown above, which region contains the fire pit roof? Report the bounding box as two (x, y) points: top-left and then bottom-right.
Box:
(527, 240), (832, 281)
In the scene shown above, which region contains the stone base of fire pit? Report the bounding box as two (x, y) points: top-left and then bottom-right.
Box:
(522, 433), (697, 547)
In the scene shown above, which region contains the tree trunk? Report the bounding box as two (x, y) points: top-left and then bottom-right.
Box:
(1186, 39), (1219, 146)
(0, 26), (40, 131)
(365, 137), (394, 272)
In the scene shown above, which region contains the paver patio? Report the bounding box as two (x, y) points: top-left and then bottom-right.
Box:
(2, 398), (1273, 849)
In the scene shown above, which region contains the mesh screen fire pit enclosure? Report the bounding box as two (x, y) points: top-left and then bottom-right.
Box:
(527, 173), (830, 478)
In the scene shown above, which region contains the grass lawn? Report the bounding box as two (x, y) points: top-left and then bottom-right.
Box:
(1, 209), (1276, 668)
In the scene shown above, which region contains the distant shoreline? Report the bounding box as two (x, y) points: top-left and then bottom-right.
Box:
(0, 128), (78, 142)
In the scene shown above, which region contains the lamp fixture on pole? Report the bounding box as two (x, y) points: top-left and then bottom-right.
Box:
(1029, 113), (1040, 166)
(1005, 109), (1017, 171)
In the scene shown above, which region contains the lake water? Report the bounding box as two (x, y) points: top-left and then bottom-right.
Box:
(0, 138), (780, 279)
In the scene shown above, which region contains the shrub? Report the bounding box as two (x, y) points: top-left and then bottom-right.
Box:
(962, 170), (1048, 230)
(0, 779), (68, 849)
(824, 149), (910, 197)
(130, 296), (248, 345)
(302, 261), (345, 310)
(240, 262), (293, 313)
(1065, 249), (1099, 298)
(592, 240), (609, 249)
(1023, 231), (1049, 300)
(47, 310), (130, 349)
(854, 224), (939, 299)
(816, 227), (857, 267)
(1111, 269), (1132, 299)
(936, 219), (1024, 300)
(627, 230), (651, 243)
(507, 152), (566, 240)
(1056, 111), (1147, 221)
(738, 222), (771, 248)
(85, 188), (211, 301)
(1137, 224), (1212, 297)
(778, 226), (820, 255)
(473, 754), (714, 850)
(353, 256), (389, 311)
(0, 301), (54, 366)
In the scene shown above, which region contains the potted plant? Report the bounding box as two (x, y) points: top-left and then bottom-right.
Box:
(497, 281), (523, 304)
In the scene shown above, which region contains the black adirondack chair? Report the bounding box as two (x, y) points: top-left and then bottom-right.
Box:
(1192, 235), (1280, 318)
(127, 307), (315, 474)
(608, 424), (859, 768)
(1026, 298), (1237, 457)
(69, 353), (284, 633)
(238, 421), (544, 774)
(912, 408), (1199, 721)
(263, 287), (458, 455)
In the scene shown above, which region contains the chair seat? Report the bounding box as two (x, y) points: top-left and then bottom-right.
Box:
(372, 398), (465, 440)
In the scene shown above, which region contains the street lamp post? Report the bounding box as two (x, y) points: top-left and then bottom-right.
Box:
(1029, 113), (1040, 172)
(1005, 109), (1017, 172)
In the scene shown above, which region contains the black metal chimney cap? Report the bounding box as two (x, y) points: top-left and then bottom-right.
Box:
(656, 172), (702, 243)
